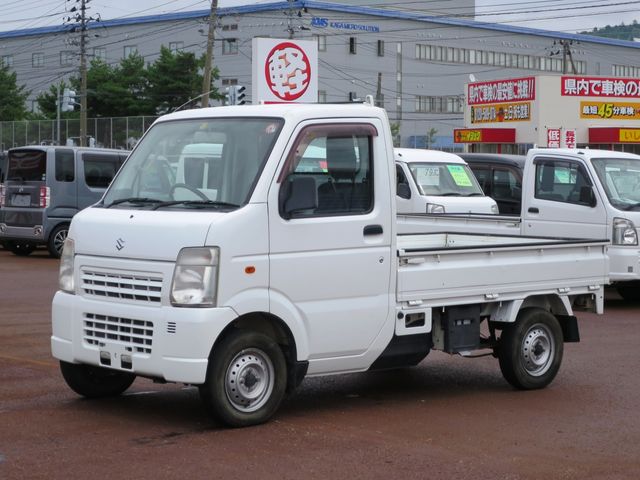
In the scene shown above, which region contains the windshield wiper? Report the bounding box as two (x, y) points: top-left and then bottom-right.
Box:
(151, 200), (240, 210)
(105, 197), (163, 208)
(622, 202), (640, 210)
(465, 192), (484, 197)
(440, 192), (462, 197)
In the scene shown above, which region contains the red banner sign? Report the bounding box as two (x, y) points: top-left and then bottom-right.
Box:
(467, 77), (535, 105)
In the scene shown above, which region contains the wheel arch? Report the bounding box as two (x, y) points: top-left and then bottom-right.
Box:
(210, 311), (305, 393)
(489, 294), (572, 325)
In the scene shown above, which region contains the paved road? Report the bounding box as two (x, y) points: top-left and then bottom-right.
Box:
(1, 248), (639, 479)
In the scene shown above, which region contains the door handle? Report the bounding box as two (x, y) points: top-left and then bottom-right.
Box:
(528, 207), (539, 213)
(364, 224), (383, 236)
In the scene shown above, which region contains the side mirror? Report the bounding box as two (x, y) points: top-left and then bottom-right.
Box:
(579, 185), (597, 207)
(281, 175), (318, 219)
(397, 182), (411, 199)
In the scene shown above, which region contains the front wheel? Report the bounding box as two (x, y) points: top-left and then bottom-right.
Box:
(199, 330), (287, 427)
(60, 361), (136, 398)
(498, 308), (564, 390)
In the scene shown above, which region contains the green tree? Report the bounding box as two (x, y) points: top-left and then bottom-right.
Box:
(147, 46), (221, 114)
(0, 63), (30, 121)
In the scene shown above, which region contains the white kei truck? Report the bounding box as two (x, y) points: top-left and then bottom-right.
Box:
(52, 101), (608, 427)
(394, 148), (498, 215)
(399, 148), (640, 301)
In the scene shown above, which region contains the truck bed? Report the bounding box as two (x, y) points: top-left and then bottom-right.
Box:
(397, 213), (522, 236)
(396, 232), (609, 308)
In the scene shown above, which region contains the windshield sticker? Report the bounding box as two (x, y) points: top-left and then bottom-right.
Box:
(447, 165), (473, 187)
(416, 166), (440, 186)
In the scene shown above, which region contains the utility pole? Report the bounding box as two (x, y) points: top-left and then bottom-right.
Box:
(201, 0), (218, 108)
(79, 0), (87, 147)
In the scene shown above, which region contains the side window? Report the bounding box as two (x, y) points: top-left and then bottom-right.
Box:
(396, 164), (407, 188)
(492, 168), (521, 201)
(279, 124), (376, 218)
(535, 160), (592, 205)
(55, 149), (75, 182)
(470, 167), (490, 195)
(83, 153), (120, 188)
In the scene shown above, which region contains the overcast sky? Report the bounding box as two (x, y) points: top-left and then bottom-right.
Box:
(1, 0), (637, 35)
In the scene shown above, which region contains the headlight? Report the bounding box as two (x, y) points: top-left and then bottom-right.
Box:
(491, 204), (499, 214)
(58, 238), (75, 293)
(170, 247), (219, 307)
(612, 217), (638, 245)
(427, 203), (445, 214)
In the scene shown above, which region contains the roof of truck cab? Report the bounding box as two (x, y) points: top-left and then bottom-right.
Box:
(156, 103), (388, 124)
(394, 148), (466, 165)
(459, 153), (526, 170)
(527, 148), (640, 161)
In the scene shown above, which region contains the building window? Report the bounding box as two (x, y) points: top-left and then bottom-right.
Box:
(169, 41), (184, 53)
(416, 95), (463, 114)
(349, 37), (356, 54)
(93, 47), (106, 61)
(221, 78), (239, 86)
(377, 40), (384, 57)
(314, 34), (327, 52)
(348, 91), (358, 101)
(318, 90), (327, 103)
(60, 51), (74, 66)
(32, 53), (44, 68)
(1, 55), (13, 67)
(123, 45), (138, 58)
(222, 38), (238, 55)
(222, 24), (238, 31)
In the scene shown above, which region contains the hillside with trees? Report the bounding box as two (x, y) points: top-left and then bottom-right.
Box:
(580, 20), (640, 41)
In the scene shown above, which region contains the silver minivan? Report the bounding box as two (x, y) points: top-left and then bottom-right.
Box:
(0, 146), (128, 257)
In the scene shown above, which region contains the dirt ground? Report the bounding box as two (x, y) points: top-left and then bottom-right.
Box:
(1, 248), (639, 479)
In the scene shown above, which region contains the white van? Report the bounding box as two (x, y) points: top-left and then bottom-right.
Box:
(395, 148), (498, 215)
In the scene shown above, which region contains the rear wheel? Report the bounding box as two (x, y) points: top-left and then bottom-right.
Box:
(498, 308), (564, 390)
(59, 361), (136, 398)
(199, 330), (287, 427)
(47, 224), (69, 258)
(7, 241), (36, 256)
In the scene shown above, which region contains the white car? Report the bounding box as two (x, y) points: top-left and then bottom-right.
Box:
(395, 148), (498, 214)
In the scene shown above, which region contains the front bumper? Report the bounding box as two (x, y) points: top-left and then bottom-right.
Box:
(51, 291), (238, 384)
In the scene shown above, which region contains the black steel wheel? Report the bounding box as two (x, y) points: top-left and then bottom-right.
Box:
(498, 308), (564, 390)
(199, 330), (287, 427)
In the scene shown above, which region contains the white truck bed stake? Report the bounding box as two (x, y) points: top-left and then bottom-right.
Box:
(51, 101), (608, 427)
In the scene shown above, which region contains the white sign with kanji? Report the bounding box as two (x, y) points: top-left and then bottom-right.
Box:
(252, 38), (318, 104)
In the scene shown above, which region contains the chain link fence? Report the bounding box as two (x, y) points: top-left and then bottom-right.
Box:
(0, 116), (160, 151)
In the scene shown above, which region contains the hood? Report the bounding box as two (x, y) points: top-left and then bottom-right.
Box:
(70, 207), (225, 261)
(429, 195), (498, 214)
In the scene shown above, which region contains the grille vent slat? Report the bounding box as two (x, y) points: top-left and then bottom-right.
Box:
(81, 269), (163, 304)
(83, 313), (153, 354)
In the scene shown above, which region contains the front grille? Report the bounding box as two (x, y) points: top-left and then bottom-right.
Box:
(84, 313), (153, 354)
(81, 269), (162, 304)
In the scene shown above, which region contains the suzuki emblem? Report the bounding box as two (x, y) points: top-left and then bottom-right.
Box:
(116, 238), (125, 251)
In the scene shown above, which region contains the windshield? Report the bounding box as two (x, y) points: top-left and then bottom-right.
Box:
(408, 162), (484, 196)
(591, 157), (640, 210)
(102, 117), (283, 209)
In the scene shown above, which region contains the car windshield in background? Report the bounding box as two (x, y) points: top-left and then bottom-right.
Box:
(6, 150), (47, 182)
(102, 117), (283, 209)
(592, 157), (640, 210)
(408, 162), (484, 196)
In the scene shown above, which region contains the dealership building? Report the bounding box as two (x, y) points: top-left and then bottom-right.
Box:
(1, 0), (640, 150)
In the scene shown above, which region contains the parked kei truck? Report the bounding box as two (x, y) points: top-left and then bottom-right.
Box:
(51, 101), (608, 427)
(400, 148), (640, 301)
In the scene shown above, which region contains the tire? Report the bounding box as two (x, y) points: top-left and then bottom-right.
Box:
(199, 330), (287, 427)
(615, 282), (640, 301)
(8, 241), (36, 256)
(498, 308), (564, 390)
(47, 224), (69, 258)
(59, 361), (136, 398)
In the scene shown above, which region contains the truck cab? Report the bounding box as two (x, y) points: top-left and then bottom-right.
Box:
(395, 148), (498, 215)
